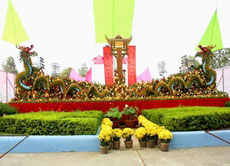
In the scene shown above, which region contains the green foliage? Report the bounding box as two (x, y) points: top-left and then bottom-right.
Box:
(211, 48), (230, 69)
(187, 56), (201, 68)
(224, 101), (230, 107)
(104, 107), (123, 120)
(61, 67), (72, 79)
(0, 102), (18, 116)
(0, 111), (103, 135)
(122, 106), (137, 117)
(142, 106), (230, 131)
(78, 63), (88, 77)
(2, 56), (18, 74)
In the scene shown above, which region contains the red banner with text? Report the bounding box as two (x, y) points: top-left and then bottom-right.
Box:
(103, 46), (114, 86)
(128, 46), (136, 86)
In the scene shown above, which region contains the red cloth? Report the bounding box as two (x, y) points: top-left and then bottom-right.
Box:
(10, 98), (230, 113)
(128, 46), (137, 86)
(103, 46), (114, 86)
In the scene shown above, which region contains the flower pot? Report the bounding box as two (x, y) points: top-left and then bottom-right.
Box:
(100, 146), (109, 154)
(109, 141), (113, 150)
(147, 140), (155, 148)
(113, 141), (120, 149)
(112, 120), (120, 128)
(122, 114), (131, 121)
(124, 140), (133, 149)
(125, 120), (138, 128)
(157, 139), (161, 148)
(139, 140), (147, 148)
(160, 142), (169, 152)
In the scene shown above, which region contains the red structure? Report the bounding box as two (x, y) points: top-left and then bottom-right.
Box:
(103, 46), (114, 86)
(127, 46), (136, 86)
(103, 35), (136, 86)
(10, 98), (230, 113)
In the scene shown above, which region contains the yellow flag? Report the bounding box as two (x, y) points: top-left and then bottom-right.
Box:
(2, 0), (29, 45)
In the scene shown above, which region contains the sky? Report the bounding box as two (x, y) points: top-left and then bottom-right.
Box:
(0, 0), (230, 83)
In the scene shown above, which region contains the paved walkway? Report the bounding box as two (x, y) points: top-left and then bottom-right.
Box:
(1, 137), (230, 166)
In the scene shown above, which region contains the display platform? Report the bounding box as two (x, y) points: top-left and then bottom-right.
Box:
(10, 97), (230, 113)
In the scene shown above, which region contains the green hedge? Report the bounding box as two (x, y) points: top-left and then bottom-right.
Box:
(0, 111), (103, 135)
(142, 107), (230, 131)
(0, 102), (18, 116)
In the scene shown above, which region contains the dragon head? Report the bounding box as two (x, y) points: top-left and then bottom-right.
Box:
(16, 45), (38, 62)
(195, 45), (215, 61)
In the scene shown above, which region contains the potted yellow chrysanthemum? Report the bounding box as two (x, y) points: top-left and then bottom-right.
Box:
(122, 128), (134, 149)
(99, 128), (112, 154)
(158, 129), (173, 152)
(145, 125), (157, 148)
(112, 128), (123, 149)
(135, 127), (147, 148)
(156, 126), (166, 148)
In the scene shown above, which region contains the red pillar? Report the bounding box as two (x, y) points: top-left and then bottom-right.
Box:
(103, 46), (114, 86)
(128, 46), (136, 86)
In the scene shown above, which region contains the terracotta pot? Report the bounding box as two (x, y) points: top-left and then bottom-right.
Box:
(147, 140), (155, 148)
(122, 114), (131, 121)
(124, 140), (133, 149)
(113, 141), (120, 149)
(125, 120), (138, 128)
(112, 120), (120, 128)
(139, 140), (147, 148)
(160, 142), (169, 152)
(100, 146), (109, 154)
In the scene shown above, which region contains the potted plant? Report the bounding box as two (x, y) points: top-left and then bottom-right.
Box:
(122, 128), (134, 149)
(102, 118), (113, 149)
(156, 126), (166, 148)
(104, 107), (123, 128)
(122, 105), (138, 128)
(99, 127), (112, 154)
(158, 129), (173, 152)
(112, 128), (122, 149)
(135, 127), (147, 148)
(145, 125), (157, 148)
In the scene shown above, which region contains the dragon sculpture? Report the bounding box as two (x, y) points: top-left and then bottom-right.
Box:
(13, 45), (226, 102)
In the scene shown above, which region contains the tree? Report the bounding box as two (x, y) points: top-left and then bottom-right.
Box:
(187, 56), (200, 68)
(180, 55), (200, 73)
(211, 48), (230, 69)
(2, 56), (18, 74)
(78, 63), (88, 77)
(61, 67), (72, 79)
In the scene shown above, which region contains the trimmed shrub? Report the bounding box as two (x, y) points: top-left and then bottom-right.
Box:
(0, 111), (103, 135)
(142, 107), (230, 131)
(224, 101), (230, 107)
(0, 102), (18, 116)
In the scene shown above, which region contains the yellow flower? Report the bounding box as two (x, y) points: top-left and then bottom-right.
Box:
(158, 130), (173, 140)
(99, 131), (111, 142)
(122, 128), (134, 139)
(113, 128), (123, 138)
(135, 127), (146, 140)
(102, 118), (113, 127)
(145, 125), (157, 136)
(157, 126), (166, 135)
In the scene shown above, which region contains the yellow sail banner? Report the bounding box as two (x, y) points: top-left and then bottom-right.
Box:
(93, 0), (135, 43)
(196, 10), (223, 52)
(2, 0), (29, 45)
